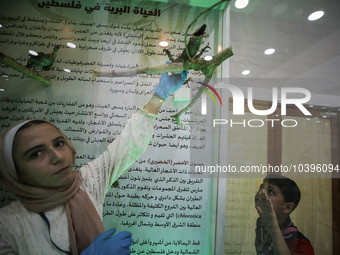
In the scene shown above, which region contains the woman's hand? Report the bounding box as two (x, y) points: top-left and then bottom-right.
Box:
(144, 68), (188, 115)
(152, 66), (188, 100)
(81, 228), (133, 255)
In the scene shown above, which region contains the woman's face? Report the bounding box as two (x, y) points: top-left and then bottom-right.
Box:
(12, 123), (74, 188)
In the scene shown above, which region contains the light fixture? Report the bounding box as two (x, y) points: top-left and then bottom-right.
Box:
(63, 69), (71, 72)
(308, 11), (324, 21)
(67, 42), (76, 48)
(0, 89), (4, 92)
(0, 24), (2, 28)
(242, 70), (250, 75)
(235, 0), (249, 9)
(264, 48), (275, 55)
(204, 56), (213, 61)
(29, 50), (38, 56)
(320, 112), (337, 118)
(159, 41), (168, 48)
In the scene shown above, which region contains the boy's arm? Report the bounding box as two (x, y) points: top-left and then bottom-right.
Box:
(267, 224), (292, 255)
(256, 191), (292, 255)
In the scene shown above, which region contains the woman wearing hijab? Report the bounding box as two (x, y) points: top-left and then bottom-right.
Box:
(0, 71), (187, 255)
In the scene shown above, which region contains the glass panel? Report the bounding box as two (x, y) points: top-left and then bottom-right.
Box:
(282, 116), (333, 254)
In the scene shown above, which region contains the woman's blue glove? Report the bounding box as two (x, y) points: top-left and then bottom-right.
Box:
(81, 228), (133, 255)
(152, 63), (188, 100)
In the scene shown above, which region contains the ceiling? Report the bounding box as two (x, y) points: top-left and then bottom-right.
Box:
(146, 0), (340, 106)
(227, 0), (340, 103)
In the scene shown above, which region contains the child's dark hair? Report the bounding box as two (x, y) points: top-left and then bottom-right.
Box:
(264, 175), (301, 211)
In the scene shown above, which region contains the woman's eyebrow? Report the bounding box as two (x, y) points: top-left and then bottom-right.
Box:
(23, 136), (64, 157)
(54, 136), (65, 141)
(23, 144), (44, 157)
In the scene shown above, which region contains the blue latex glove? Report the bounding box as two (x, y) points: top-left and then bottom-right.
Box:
(81, 228), (133, 255)
(153, 63), (188, 100)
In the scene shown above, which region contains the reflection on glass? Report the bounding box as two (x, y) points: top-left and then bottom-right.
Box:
(308, 11), (324, 21)
(235, 0), (249, 9)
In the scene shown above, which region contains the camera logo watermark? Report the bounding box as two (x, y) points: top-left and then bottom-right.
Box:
(199, 82), (222, 115)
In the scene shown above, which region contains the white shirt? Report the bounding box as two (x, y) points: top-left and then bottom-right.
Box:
(0, 110), (156, 255)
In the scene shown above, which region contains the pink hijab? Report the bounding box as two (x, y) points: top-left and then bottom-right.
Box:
(0, 120), (105, 254)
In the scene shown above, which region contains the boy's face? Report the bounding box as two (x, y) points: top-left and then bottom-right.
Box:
(255, 180), (294, 218)
(12, 123), (75, 188)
